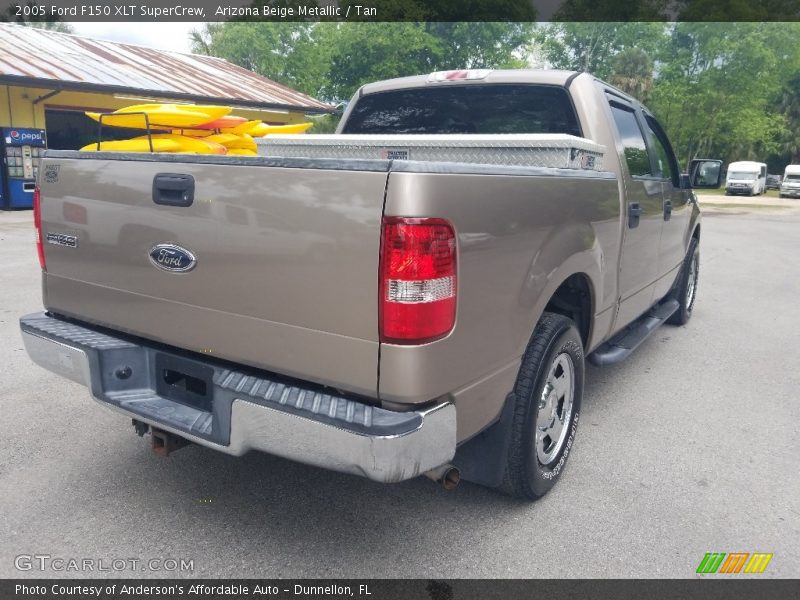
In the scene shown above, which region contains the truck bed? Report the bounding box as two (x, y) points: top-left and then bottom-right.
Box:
(38, 149), (619, 441)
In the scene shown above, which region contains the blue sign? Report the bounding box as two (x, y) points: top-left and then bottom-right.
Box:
(2, 128), (47, 147)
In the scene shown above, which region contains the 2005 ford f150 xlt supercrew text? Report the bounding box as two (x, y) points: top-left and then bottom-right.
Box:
(20, 70), (721, 499)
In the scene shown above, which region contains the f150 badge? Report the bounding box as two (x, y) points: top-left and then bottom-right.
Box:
(148, 243), (196, 273)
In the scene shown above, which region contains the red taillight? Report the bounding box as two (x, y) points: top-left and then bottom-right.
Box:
(379, 217), (457, 344)
(33, 186), (46, 270)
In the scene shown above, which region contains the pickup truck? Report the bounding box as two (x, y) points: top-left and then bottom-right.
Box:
(20, 70), (721, 500)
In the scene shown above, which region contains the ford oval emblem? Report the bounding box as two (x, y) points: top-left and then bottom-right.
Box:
(148, 243), (196, 273)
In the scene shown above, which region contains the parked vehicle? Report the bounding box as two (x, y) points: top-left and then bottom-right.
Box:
(780, 165), (800, 198)
(766, 174), (782, 190)
(20, 70), (721, 499)
(725, 161), (767, 195)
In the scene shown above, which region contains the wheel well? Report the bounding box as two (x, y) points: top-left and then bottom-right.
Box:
(543, 274), (593, 348)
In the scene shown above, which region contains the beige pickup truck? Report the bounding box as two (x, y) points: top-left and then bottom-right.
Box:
(20, 70), (721, 499)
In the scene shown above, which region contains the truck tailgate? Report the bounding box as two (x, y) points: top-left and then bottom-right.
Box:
(38, 152), (388, 398)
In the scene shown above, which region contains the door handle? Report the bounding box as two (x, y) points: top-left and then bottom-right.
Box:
(152, 173), (194, 207)
(628, 202), (641, 228)
(663, 199), (672, 221)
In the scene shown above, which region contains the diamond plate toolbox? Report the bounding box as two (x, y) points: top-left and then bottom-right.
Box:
(258, 134), (606, 171)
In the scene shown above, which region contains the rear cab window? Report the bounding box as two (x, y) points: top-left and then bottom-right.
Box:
(341, 84), (582, 136)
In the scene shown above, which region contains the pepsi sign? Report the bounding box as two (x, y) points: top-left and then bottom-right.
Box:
(2, 128), (46, 147)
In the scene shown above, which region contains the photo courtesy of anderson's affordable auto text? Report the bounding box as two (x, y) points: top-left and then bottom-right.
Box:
(0, 1), (798, 599)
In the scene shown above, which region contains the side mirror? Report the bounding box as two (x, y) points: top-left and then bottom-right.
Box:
(688, 159), (723, 189)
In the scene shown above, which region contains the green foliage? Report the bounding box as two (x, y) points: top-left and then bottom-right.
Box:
(609, 48), (654, 101)
(323, 23), (531, 99)
(196, 19), (800, 170)
(536, 21), (800, 170)
(197, 22), (532, 103)
(307, 113), (342, 134)
(190, 22), (329, 99)
(778, 75), (800, 162)
(533, 22), (667, 80)
(647, 23), (800, 168)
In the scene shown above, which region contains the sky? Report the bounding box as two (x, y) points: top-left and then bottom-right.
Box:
(67, 22), (199, 53)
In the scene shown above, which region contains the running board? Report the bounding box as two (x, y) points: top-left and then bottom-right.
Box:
(588, 298), (680, 366)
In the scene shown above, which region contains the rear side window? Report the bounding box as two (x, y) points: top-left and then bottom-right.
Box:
(342, 84), (581, 136)
(610, 105), (652, 177)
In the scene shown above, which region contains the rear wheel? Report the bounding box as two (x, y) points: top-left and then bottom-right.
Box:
(667, 237), (699, 326)
(498, 312), (584, 500)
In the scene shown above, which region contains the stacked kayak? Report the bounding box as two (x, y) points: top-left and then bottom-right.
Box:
(81, 104), (313, 155)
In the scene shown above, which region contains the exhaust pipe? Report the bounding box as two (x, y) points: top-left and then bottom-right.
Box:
(424, 464), (461, 490)
(151, 427), (190, 457)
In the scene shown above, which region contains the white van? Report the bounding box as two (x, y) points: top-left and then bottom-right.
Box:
(725, 161), (767, 196)
(780, 165), (800, 198)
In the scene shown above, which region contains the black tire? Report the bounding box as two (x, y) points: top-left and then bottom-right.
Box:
(667, 237), (699, 326)
(498, 312), (584, 500)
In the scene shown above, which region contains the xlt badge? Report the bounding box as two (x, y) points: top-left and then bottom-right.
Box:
(46, 232), (77, 248)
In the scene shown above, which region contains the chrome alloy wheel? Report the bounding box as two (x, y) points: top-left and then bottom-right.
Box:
(686, 252), (698, 310)
(535, 352), (575, 465)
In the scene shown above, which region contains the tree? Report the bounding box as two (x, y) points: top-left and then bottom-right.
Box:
(777, 75), (800, 162)
(609, 47), (654, 101)
(324, 22), (532, 100)
(533, 22), (666, 80)
(196, 22), (532, 103)
(189, 22), (330, 99)
(648, 23), (799, 167)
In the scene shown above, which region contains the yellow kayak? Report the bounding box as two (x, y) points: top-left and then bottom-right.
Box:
(86, 104), (232, 129)
(204, 133), (241, 146)
(220, 134), (257, 152)
(132, 134), (227, 155)
(172, 129), (214, 138)
(220, 120), (264, 136)
(225, 149), (258, 157)
(79, 139), (182, 153)
(250, 122), (314, 137)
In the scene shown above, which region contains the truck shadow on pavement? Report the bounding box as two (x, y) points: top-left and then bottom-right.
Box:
(48, 360), (633, 575)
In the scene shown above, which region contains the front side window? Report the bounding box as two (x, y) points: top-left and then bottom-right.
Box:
(645, 116), (678, 185)
(609, 104), (652, 177)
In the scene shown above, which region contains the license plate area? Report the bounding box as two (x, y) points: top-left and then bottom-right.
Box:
(155, 353), (213, 412)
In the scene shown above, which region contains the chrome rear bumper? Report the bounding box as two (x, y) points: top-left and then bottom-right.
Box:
(20, 312), (456, 483)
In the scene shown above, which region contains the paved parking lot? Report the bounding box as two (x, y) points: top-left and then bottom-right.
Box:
(1, 208), (798, 578)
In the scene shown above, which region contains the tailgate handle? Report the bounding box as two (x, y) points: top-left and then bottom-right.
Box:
(153, 173), (194, 207)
